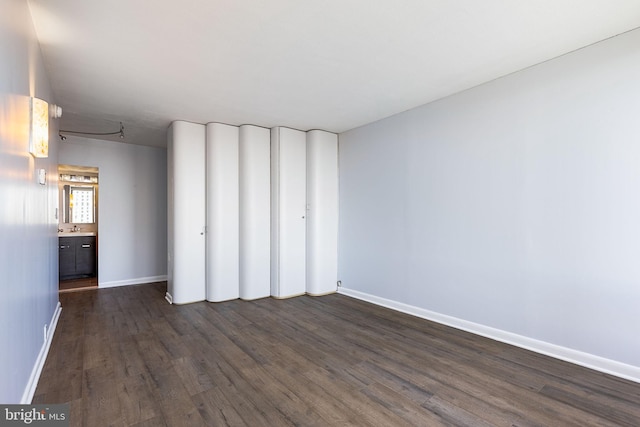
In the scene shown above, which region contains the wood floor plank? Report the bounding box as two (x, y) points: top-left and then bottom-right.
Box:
(81, 370), (123, 427)
(32, 368), (83, 404)
(361, 382), (455, 426)
(303, 365), (415, 427)
(82, 331), (110, 365)
(539, 384), (640, 426)
(352, 359), (434, 405)
(190, 387), (248, 427)
(134, 330), (174, 372)
(178, 334), (239, 390)
(172, 356), (216, 396)
(117, 374), (162, 425)
(34, 282), (640, 426)
(128, 417), (168, 427)
(67, 399), (83, 427)
(366, 345), (610, 427)
(143, 369), (207, 426)
(262, 358), (366, 425)
(112, 334), (148, 379)
(240, 365), (329, 426)
(169, 332), (296, 426)
(150, 317), (193, 360)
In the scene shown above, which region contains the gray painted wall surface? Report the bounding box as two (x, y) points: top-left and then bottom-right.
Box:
(339, 28), (640, 367)
(0, 0), (60, 402)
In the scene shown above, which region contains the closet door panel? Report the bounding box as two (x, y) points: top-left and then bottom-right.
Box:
(306, 130), (339, 296)
(206, 123), (240, 302)
(167, 121), (206, 304)
(239, 125), (271, 300)
(271, 127), (307, 298)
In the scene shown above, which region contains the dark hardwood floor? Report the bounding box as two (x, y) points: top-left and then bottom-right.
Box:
(59, 277), (98, 293)
(33, 282), (640, 426)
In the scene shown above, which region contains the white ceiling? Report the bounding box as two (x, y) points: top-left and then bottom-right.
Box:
(28, 0), (640, 147)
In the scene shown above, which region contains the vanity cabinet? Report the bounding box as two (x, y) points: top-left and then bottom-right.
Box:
(59, 236), (97, 279)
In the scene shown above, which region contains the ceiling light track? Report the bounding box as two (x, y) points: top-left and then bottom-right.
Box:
(59, 122), (125, 140)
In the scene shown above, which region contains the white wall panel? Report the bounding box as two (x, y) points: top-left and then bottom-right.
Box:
(239, 125), (271, 300)
(271, 127), (307, 298)
(306, 130), (339, 296)
(168, 121), (206, 304)
(206, 123), (240, 302)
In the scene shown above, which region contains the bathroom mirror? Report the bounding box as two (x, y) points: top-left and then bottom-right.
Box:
(62, 184), (96, 224)
(59, 164), (99, 225)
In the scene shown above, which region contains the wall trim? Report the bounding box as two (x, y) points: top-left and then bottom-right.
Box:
(338, 287), (640, 384)
(22, 302), (62, 404)
(99, 275), (168, 289)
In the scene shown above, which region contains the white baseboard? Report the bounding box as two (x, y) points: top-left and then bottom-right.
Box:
(22, 302), (62, 404)
(99, 275), (167, 289)
(338, 287), (640, 384)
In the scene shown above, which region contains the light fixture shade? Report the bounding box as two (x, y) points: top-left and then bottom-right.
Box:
(29, 97), (49, 158)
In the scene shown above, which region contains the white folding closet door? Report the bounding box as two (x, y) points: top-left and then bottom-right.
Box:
(271, 127), (307, 298)
(306, 130), (339, 296)
(206, 123), (240, 302)
(239, 125), (271, 300)
(167, 121), (206, 304)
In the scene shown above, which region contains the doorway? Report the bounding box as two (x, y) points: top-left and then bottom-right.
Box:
(58, 164), (99, 292)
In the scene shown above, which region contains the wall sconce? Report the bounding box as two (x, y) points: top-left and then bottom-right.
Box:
(29, 97), (49, 158)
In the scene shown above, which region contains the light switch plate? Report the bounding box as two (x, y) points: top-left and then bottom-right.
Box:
(38, 168), (46, 185)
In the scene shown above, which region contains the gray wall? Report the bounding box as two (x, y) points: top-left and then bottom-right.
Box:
(0, 0), (60, 402)
(59, 137), (167, 286)
(339, 28), (640, 371)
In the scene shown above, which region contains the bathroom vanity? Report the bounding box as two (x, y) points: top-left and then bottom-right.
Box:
(59, 233), (97, 280)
